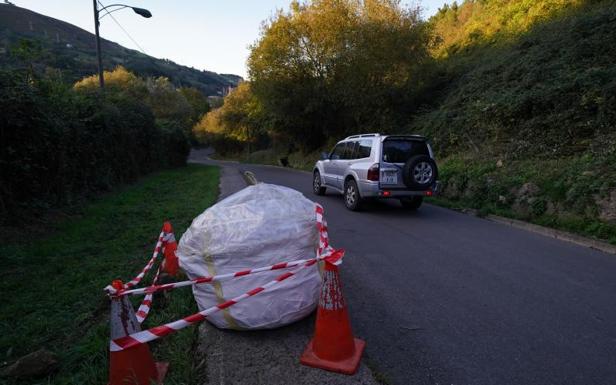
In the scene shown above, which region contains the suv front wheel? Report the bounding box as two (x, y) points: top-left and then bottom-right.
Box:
(313, 170), (326, 195)
(344, 179), (362, 211)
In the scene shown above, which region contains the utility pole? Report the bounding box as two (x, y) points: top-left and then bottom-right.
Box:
(93, 0), (104, 88)
(91, 2), (151, 89)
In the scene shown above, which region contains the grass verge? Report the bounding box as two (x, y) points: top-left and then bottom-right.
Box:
(429, 154), (616, 245)
(0, 164), (219, 385)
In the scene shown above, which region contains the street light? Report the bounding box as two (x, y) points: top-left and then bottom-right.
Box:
(92, 1), (152, 88)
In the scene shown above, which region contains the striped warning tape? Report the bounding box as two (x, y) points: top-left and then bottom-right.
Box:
(133, 230), (177, 323)
(123, 230), (165, 289)
(109, 204), (333, 298)
(110, 259), (318, 352)
(315, 204), (331, 258)
(108, 204), (339, 339)
(135, 264), (161, 324)
(116, 247), (343, 298)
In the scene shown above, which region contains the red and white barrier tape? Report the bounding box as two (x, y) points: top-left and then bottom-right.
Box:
(108, 204), (334, 297)
(132, 231), (175, 323)
(115, 248), (343, 297)
(315, 204), (332, 258)
(123, 231), (165, 289)
(110, 259), (318, 352)
(109, 204), (339, 338)
(135, 265), (161, 324)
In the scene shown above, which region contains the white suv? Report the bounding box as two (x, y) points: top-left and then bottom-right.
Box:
(312, 134), (440, 211)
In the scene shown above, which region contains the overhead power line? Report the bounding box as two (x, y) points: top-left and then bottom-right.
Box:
(97, 0), (147, 54)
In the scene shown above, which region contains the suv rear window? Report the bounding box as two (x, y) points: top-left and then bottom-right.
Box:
(382, 139), (429, 163)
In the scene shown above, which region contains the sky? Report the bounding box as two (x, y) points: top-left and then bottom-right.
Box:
(12, 0), (448, 78)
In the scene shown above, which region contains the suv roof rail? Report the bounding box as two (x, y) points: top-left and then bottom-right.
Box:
(344, 133), (380, 140)
(384, 134), (427, 140)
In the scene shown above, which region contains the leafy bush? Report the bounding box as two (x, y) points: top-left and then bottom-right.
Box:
(0, 68), (190, 220)
(434, 154), (616, 244)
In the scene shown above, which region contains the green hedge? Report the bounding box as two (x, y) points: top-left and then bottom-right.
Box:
(0, 70), (190, 219)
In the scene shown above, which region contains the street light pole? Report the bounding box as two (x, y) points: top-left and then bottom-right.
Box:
(92, 2), (152, 89)
(93, 0), (104, 88)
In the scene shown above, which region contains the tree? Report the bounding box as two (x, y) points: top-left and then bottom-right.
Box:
(247, 0), (431, 150)
(145, 76), (192, 129)
(193, 82), (267, 154)
(180, 86), (211, 126)
(74, 66), (147, 99)
(75, 67), (201, 136)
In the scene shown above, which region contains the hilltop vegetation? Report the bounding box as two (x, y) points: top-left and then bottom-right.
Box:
(408, 0), (616, 243)
(195, 0), (616, 243)
(0, 4), (241, 95)
(414, 0), (616, 158)
(430, 0), (587, 57)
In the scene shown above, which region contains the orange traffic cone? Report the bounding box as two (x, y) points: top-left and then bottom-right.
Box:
(108, 280), (168, 385)
(300, 260), (365, 375)
(161, 222), (179, 277)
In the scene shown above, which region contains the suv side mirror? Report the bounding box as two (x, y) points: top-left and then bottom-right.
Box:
(320, 152), (329, 160)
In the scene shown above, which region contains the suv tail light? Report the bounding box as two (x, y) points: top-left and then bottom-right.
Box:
(367, 163), (379, 181)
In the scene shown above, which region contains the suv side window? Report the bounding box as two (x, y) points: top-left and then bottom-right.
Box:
(330, 143), (345, 160)
(343, 141), (359, 160)
(358, 139), (372, 158)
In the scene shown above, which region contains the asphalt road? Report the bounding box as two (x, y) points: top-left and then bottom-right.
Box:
(196, 154), (616, 385)
(232, 161), (616, 385)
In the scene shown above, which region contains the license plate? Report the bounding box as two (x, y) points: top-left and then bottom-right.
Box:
(381, 171), (397, 184)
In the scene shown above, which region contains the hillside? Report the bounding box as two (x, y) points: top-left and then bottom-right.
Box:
(412, 0), (616, 158)
(0, 3), (241, 95)
(408, 0), (616, 243)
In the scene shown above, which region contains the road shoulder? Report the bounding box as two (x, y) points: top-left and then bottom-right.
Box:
(484, 214), (616, 255)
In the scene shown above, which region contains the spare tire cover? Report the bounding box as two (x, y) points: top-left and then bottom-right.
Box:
(402, 155), (438, 189)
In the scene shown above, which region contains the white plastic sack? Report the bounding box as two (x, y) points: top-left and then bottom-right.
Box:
(177, 183), (322, 329)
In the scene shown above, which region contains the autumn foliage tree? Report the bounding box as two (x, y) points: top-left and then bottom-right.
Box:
(247, 0), (431, 150)
(76, 66), (209, 142)
(193, 82), (267, 154)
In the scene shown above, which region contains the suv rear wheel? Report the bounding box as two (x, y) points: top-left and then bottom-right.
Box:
(313, 170), (326, 195)
(344, 179), (362, 211)
(400, 196), (423, 210)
